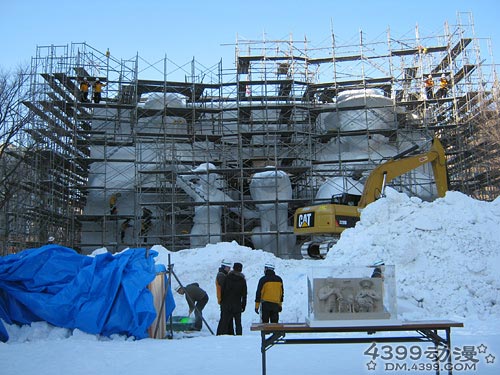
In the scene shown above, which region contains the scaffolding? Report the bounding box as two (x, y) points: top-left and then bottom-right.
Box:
(2, 12), (498, 257)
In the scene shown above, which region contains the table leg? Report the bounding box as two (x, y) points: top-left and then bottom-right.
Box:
(446, 327), (453, 375)
(261, 331), (267, 375)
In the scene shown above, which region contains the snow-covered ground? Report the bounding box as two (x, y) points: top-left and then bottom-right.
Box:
(1, 189), (499, 374)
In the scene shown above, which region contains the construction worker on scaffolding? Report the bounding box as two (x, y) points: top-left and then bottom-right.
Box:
(79, 77), (90, 102)
(120, 218), (132, 242)
(92, 78), (106, 104)
(424, 74), (434, 99)
(109, 192), (121, 215)
(140, 207), (153, 243)
(436, 74), (449, 99)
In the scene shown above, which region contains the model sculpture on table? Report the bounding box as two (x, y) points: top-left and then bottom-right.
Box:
(317, 278), (341, 313)
(313, 277), (387, 320)
(355, 279), (381, 313)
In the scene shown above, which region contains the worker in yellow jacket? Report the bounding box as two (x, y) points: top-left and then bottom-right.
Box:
(79, 78), (89, 102)
(255, 263), (284, 323)
(92, 78), (106, 103)
(436, 74), (449, 99)
(109, 192), (121, 214)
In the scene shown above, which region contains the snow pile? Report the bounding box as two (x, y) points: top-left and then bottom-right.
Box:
(326, 189), (500, 332)
(152, 241), (317, 328)
(3, 191), (499, 375)
(3, 189), (499, 343)
(152, 189), (500, 335)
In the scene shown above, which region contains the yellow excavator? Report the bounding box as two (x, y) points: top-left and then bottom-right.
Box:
(294, 138), (448, 259)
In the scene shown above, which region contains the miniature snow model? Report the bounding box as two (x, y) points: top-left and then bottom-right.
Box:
(306, 265), (398, 326)
(294, 138), (448, 259)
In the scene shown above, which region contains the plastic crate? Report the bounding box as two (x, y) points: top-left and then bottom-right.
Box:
(170, 316), (196, 331)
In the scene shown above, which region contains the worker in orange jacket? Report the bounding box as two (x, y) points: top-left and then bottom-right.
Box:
(216, 260), (233, 335)
(424, 74), (434, 99)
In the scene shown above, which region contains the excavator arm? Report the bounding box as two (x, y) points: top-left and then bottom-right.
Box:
(358, 137), (448, 208)
(294, 137), (448, 259)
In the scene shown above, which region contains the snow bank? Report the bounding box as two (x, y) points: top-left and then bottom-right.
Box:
(154, 189), (500, 334)
(325, 189), (500, 333)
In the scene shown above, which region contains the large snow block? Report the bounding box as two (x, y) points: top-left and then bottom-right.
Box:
(0, 245), (161, 341)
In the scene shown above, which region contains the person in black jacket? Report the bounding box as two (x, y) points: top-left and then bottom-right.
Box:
(370, 260), (384, 279)
(220, 262), (247, 335)
(176, 283), (209, 331)
(139, 207), (153, 243)
(255, 263), (284, 323)
(216, 260), (233, 335)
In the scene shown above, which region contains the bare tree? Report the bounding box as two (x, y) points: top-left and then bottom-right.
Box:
(0, 66), (31, 145)
(0, 65), (34, 253)
(476, 87), (500, 200)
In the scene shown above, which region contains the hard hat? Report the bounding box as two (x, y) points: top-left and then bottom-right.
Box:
(84, 77), (88, 80)
(428, 74), (432, 79)
(48, 236), (55, 242)
(96, 78), (100, 82)
(264, 263), (275, 270)
(441, 74), (446, 78)
(221, 260), (231, 268)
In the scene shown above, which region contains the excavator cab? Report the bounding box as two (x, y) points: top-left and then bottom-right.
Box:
(330, 193), (361, 206)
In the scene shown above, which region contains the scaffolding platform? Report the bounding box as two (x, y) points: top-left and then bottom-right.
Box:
(4, 12), (497, 255)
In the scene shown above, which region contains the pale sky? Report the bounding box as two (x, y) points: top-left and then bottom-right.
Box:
(1, 0), (499, 76)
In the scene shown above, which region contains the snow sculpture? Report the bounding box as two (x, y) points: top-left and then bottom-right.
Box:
(355, 279), (381, 313)
(314, 89), (438, 201)
(249, 168), (296, 256)
(314, 176), (364, 204)
(319, 89), (397, 133)
(143, 93), (184, 109)
(177, 163), (257, 248)
(317, 278), (342, 313)
(176, 163), (224, 248)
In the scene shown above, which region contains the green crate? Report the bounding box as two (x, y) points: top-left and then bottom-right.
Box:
(170, 316), (195, 331)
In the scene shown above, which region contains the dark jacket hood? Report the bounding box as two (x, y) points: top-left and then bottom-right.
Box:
(227, 270), (245, 280)
(264, 269), (275, 277)
(218, 266), (229, 274)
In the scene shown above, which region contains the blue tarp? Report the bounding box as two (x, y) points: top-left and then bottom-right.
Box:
(0, 245), (175, 342)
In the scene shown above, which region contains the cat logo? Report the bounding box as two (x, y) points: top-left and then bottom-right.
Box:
(297, 212), (314, 228)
